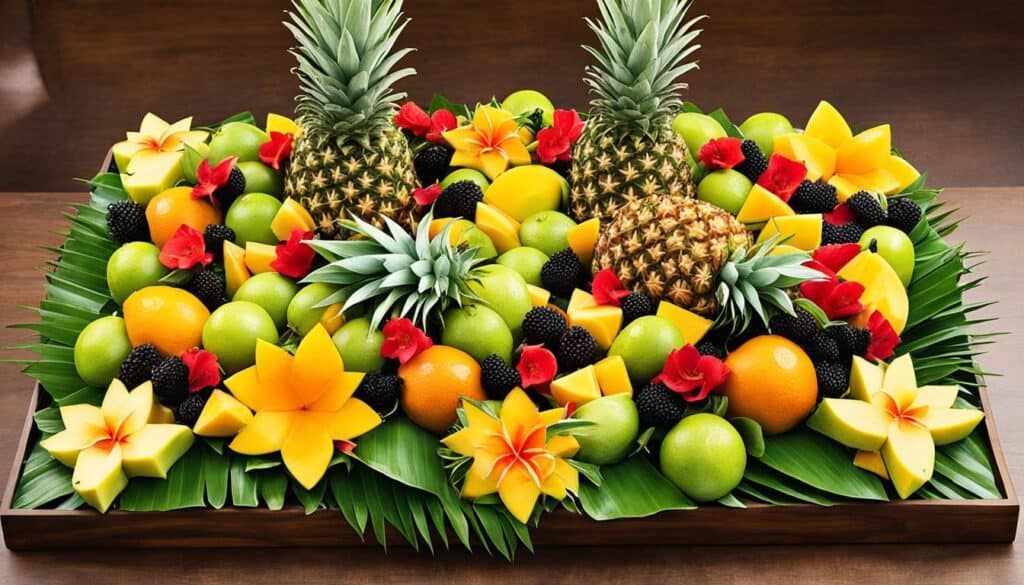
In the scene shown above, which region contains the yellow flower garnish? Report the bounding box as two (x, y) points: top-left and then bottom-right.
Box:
(442, 388), (580, 523)
(443, 105), (532, 180)
(112, 112), (208, 170)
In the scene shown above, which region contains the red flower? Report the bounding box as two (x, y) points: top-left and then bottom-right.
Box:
(334, 440), (357, 454)
(159, 224), (213, 270)
(812, 243), (862, 274)
(380, 318), (433, 365)
(259, 131), (293, 171)
(517, 344), (558, 388)
(536, 109), (585, 164)
(866, 311), (901, 361)
(800, 276), (865, 320)
(427, 109), (458, 144)
(653, 344), (730, 403)
(270, 229), (316, 278)
(181, 348), (221, 394)
(591, 269), (630, 307)
(394, 102), (432, 137)
(413, 183), (442, 207)
(756, 154), (807, 202)
(191, 156), (239, 207)
(698, 137), (745, 170)
(824, 202), (855, 225)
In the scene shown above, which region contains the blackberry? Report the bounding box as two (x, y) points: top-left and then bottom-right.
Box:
(815, 361), (850, 399)
(433, 180), (483, 220)
(789, 181), (838, 214)
(186, 270), (228, 310)
(557, 326), (598, 370)
(695, 340), (727, 360)
(540, 249), (584, 298)
(413, 144), (453, 186)
(634, 382), (685, 428)
(354, 372), (402, 415)
(118, 344), (162, 389)
(827, 324), (871, 359)
(106, 201), (150, 243)
(151, 356), (190, 406)
(886, 197), (923, 234)
(804, 331), (841, 363)
(214, 166), (246, 209)
(203, 224), (236, 260)
(847, 191), (887, 227)
(522, 306), (568, 346)
(176, 392), (208, 427)
(620, 292), (656, 325)
(769, 307), (817, 343)
(734, 139), (768, 182)
(821, 222), (864, 245)
(480, 354), (521, 400)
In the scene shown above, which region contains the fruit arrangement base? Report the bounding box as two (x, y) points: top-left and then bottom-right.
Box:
(2, 383), (1017, 550)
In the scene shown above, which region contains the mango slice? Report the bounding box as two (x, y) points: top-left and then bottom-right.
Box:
(567, 289), (597, 313)
(593, 355), (632, 397)
(119, 424), (195, 478)
(804, 101), (853, 149)
(882, 419), (935, 499)
(736, 185), (795, 227)
(756, 214), (822, 251)
(773, 134), (836, 181)
(567, 218), (600, 267)
(527, 284), (551, 307)
(245, 242), (277, 274)
(194, 389), (255, 437)
(271, 198), (316, 241)
(853, 450), (889, 480)
(568, 305), (622, 350)
(838, 251), (909, 333)
(474, 203), (521, 253)
(805, 398), (890, 451)
(224, 240), (250, 298)
(550, 366), (601, 406)
(656, 301), (713, 344)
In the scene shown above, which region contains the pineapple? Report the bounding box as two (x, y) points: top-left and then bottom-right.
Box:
(570, 0), (704, 222)
(283, 0), (419, 238)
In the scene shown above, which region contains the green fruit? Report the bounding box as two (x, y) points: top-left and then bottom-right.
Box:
(460, 225), (497, 261)
(287, 283), (340, 336)
(106, 242), (170, 305)
(332, 318), (386, 372)
(739, 112), (793, 157)
(660, 413), (747, 502)
(469, 265), (533, 342)
(860, 225), (915, 286)
(697, 169), (753, 215)
(238, 161), (283, 197)
(496, 247), (549, 286)
(441, 168), (490, 192)
(501, 89), (555, 126)
(671, 112), (727, 162)
(572, 394), (640, 465)
(182, 142), (209, 184)
(609, 316), (685, 384)
(225, 193), (282, 245)
(519, 211), (578, 257)
(74, 316), (133, 387)
(202, 301), (278, 373)
(233, 272), (299, 330)
(441, 304), (514, 364)
(207, 122), (269, 165)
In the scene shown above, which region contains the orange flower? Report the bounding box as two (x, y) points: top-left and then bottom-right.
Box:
(443, 105), (531, 180)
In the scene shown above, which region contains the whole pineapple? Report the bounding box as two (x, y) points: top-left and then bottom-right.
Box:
(570, 0), (703, 222)
(283, 0), (419, 238)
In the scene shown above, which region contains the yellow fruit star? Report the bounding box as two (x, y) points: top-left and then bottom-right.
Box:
(111, 112), (208, 171)
(443, 105), (532, 180)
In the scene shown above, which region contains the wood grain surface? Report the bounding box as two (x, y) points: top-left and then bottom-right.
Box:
(0, 187), (1020, 582)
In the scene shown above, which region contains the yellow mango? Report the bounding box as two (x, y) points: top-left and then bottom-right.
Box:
(853, 450), (889, 480)
(736, 185), (795, 227)
(656, 301), (713, 344)
(804, 100), (853, 149)
(756, 214), (822, 251)
(918, 408), (984, 446)
(568, 305), (623, 350)
(567, 218), (600, 267)
(805, 398), (890, 451)
(881, 420), (935, 499)
(773, 134), (836, 181)
(527, 284), (551, 307)
(224, 240), (250, 298)
(271, 198), (316, 241)
(885, 156), (921, 193)
(593, 355), (632, 397)
(474, 202), (521, 253)
(194, 389), (255, 437)
(567, 289), (597, 313)
(550, 366), (602, 406)
(836, 125), (891, 176)
(245, 242), (278, 274)
(120, 424), (195, 478)
(483, 165), (565, 222)
(838, 251), (909, 333)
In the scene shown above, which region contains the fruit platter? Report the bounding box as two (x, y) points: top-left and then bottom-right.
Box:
(2, 0), (1017, 553)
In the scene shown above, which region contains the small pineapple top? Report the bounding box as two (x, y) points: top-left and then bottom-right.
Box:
(582, 0), (705, 133)
(286, 0), (415, 141)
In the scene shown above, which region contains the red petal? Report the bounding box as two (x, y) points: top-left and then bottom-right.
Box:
(159, 224), (212, 270)
(427, 109), (458, 144)
(552, 109), (584, 141)
(866, 311), (901, 361)
(812, 243), (862, 273)
(824, 203), (855, 225)
(413, 183), (442, 207)
(536, 126), (571, 164)
(270, 229), (316, 278)
(698, 137), (745, 171)
(334, 440), (357, 454)
(803, 279), (865, 320)
(181, 348), (221, 393)
(259, 132), (293, 171)
(756, 154), (807, 202)
(517, 345), (558, 388)
(380, 318), (432, 365)
(191, 156), (238, 205)
(394, 102), (431, 137)
(591, 269), (630, 306)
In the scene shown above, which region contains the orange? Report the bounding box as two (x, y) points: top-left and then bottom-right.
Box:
(123, 286), (210, 356)
(398, 345), (486, 434)
(721, 335), (818, 435)
(146, 186), (223, 248)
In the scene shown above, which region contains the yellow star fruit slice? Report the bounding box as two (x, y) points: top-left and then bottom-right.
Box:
(803, 101), (854, 149)
(882, 419), (935, 499)
(72, 446), (128, 514)
(119, 424), (195, 478)
(805, 398), (890, 451)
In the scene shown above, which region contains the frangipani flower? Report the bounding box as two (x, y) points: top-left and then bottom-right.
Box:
(442, 389), (580, 523)
(112, 113), (208, 170)
(226, 325), (381, 489)
(443, 105), (531, 180)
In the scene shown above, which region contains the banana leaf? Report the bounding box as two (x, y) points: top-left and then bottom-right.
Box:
(578, 456), (695, 520)
(758, 431), (888, 501)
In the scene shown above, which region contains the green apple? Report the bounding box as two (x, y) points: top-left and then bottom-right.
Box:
(469, 264), (533, 341)
(697, 170), (753, 215)
(660, 413), (747, 502)
(501, 89), (555, 126)
(332, 318), (386, 372)
(238, 161), (283, 197)
(442, 168), (490, 192)
(672, 112), (727, 162)
(287, 283), (340, 336)
(442, 304), (514, 364)
(519, 211), (578, 257)
(207, 122), (269, 165)
(608, 316), (685, 384)
(860, 225), (915, 287)
(225, 193), (282, 245)
(739, 112), (793, 157)
(74, 316), (133, 387)
(460, 225), (498, 261)
(202, 301), (279, 373)
(496, 247), (549, 286)
(106, 242), (170, 305)
(232, 272), (299, 330)
(572, 394), (640, 465)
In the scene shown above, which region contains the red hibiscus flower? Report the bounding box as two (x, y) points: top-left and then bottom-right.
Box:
(698, 137), (745, 170)
(159, 224), (213, 270)
(866, 311), (901, 361)
(426, 109), (458, 144)
(259, 131), (293, 170)
(536, 109), (585, 164)
(653, 344), (730, 403)
(380, 318), (433, 365)
(824, 202), (855, 225)
(270, 229), (316, 278)
(591, 269), (630, 307)
(812, 243), (862, 274)
(756, 154), (807, 202)
(181, 348), (221, 394)
(517, 344), (558, 388)
(799, 276), (865, 320)
(191, 156), (238, 207)
(413, 183), (442, 207)
(394, 102), (432, 137)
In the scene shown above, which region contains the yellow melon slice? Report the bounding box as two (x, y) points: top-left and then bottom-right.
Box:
(245, 242), (278, 274)
(656, 301), (713, 344)
(271, 198), (316, 241)
(527, 284), (551, 307)
(593, 355), (632, 397)
(474, 202), (521, 253)
(194, 389), (254, 437)
(568, 305), (622, 350)
(773, 134), (836, 182)
(736, 185), (795, 227)
(756, 214), (823, 251)
(550, 366), (601, 406)
(567, 218), (600, 267)
(224, 240), (250, 298)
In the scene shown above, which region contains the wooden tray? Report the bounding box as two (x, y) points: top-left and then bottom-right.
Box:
(1, 382), (1018, 549)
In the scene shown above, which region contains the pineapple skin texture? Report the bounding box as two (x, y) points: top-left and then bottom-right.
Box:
(569, 119), (696, 223)
(284, 124), (419, 239)
(593, 196), (751, 316)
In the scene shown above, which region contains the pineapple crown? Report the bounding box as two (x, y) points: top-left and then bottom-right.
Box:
(582, 0), (705, 134)
(303, 213), (485, 331)
(285, 0), (416, 141)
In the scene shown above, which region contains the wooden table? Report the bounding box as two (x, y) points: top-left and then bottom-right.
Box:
(0, 189), (1020, 583)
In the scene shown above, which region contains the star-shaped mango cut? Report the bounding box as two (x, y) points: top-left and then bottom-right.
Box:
(40, 380), (194, 512)
(225, 325), (379, 489)
(443, 105), (531, 180)
(773, 101), (920, 201)
(442, 388), (580, 523)
(112, 112), (208, 171)
(806, 354), (984, 498)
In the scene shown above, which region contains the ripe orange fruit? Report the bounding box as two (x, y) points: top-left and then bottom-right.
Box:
(123, 286), (210, 356)
(398, 345), (486, 434)
(721, 335), (818, 435)
(146, 186), (223, 248)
